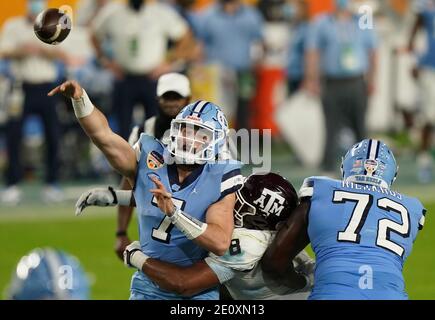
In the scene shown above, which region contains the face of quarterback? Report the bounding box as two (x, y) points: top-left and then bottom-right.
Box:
(158, 92), (190, 118)
(178, 124), (213, 155)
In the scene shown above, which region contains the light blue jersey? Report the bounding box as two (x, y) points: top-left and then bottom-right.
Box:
(130, 134), (243, 300)
(300, 176), (426, 300)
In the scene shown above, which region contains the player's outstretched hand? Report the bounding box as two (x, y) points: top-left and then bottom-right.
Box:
(75, 187), (118, 216)
(149, 176), (175, 215)
(48, 80), (83, 99)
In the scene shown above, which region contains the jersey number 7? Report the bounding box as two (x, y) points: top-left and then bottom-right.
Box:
(151, 197), (186, 244)
(333, 191), (410, 257)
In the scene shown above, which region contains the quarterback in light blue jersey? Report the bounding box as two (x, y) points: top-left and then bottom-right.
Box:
(263, 139), (426, 300)
(49, 81), (243, 300)
(129, 111), (242, 299)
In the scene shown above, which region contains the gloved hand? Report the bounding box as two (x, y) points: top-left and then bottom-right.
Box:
(123, 241), (148, 269)
(75, 186), (117, 216)
(293, 250), (315, 290)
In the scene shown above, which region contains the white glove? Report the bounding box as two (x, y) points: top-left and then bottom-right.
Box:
(123, 241), (149, 269)
(75, 186), (117, 216)
(293, 250), (315, 290)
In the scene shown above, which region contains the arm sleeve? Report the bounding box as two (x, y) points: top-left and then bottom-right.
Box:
(220, 167), (244, 200)
(204, 257), (236, 284)
(299, 177), (314, 199)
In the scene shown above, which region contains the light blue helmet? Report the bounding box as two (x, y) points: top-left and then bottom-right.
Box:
(341, 139), (398, 188)
(5, 248), (90, 300)
(168, 100), (229, 164)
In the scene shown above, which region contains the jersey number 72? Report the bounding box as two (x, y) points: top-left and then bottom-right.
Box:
(333, 191), (410, 257)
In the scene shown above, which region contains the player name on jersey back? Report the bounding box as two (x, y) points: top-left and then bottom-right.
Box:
(341, 181), (403, 200)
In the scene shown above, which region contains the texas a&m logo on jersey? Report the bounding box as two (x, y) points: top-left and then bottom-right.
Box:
(253, 188), (285, 217)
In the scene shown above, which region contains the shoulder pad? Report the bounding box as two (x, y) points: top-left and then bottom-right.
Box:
(299, 176), (337, 198)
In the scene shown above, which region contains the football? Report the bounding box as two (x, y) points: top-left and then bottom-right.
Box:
(33, 8), (72, 45)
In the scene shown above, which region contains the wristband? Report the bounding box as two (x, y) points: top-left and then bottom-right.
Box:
(116, 230), (127, 237)
(114, 189), (133, 206)
(130, 250), (149, 269)
(71, 89), (94, 118)
(169, 207), (207, 240)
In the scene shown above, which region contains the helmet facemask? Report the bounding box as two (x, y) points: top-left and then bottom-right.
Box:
(234, 189), (257, 227)
(169, 119), (225, 164)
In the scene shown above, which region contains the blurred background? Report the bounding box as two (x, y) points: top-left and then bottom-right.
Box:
(0, 0), (434, 299)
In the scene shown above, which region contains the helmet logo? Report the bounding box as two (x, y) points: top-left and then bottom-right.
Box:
(364, 159), (378, 176)
(186, 115), (201, 122)
(253, 188), (285, 217)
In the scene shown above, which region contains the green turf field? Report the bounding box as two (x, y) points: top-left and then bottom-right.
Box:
(0, 200), (433, 300)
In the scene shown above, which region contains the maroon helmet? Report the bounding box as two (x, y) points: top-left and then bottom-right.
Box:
(234, 172), (299, 230)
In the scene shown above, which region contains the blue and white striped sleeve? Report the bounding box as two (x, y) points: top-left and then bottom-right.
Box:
(299, 177), (314, 199)
(220, 168), (244, 200)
